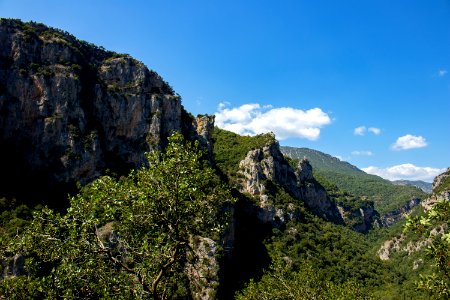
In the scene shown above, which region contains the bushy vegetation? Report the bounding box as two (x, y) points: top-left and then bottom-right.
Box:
(212, 127), (276, 180)
(0, 133), (234, 299)
(0, 198), (41, 238)
(237, 257), (372, 300)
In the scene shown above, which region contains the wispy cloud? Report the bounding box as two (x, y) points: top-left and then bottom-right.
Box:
(215, 102), (331, 140)
(368, 127), (381, 135)
(438, 69), (448, 77)
(354, 126), (366, 136)
(354, 126), (381, 136)
(391, 134), (427, 150)
(351, 150), (373, 156)
(362, 164), (445, 182)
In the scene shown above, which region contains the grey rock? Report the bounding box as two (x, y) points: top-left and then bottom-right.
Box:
(0, 19), (203, 206)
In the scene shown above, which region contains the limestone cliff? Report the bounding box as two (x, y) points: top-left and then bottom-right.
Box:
(379, 198), (421, 227)
(0, 19), (199, 206)
(421, 168), (450, 211)
(235, 139), (377, 232)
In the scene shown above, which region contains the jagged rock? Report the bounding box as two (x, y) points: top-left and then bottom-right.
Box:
(380, 198), (421, 227)
(186, 236), (220, 300)
(422, 169), (450, 211)
(193, 115), (215, 159)
(296, 158), (313, 182)
(432, 168), (450, 191)
(337, 201), (378, 233)
(0, 19), (203, 206)
(235, 141), (382, 232)
(378, 234), (405, 261)
(236, 142), (300, 225)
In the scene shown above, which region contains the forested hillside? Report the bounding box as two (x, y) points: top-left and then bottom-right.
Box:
(281, 146), (427, 214)
(0, 19), (447, 300)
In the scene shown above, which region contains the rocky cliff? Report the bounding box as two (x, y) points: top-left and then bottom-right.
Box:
(379, 198), (421, 227)
(421, 168), (450, 211)
(236, 139), (378, 232)
(0, 19), (201, 207)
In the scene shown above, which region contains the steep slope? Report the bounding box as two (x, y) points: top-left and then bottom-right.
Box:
(0, 19), (202, 208)
(281, 146), (427, 215)
(213, 128), (378, 232)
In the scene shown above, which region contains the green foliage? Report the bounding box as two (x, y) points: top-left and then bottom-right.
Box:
(404, 200), (450, 298)
(0, 198), (40, 238)
(0, 132), (234, 299)
(281, 146), (427, 214)
(212, 127), (276, 180)
(237, 256), (372, 300)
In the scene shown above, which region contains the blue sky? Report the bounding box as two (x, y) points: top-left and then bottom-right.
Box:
(1, 0), (449, 182)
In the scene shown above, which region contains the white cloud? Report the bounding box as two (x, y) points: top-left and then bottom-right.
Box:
(354, 126), (366, 136)
(438, 70), (448, 77)
(368, 127), (381, 135)
(391, 134), (427, 150)
(215, 102), (331, 140)
(362, 164), (446, 182)
(351, 150), (374, 156)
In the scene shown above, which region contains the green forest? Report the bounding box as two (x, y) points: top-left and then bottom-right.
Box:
(1, 128), (449, 299)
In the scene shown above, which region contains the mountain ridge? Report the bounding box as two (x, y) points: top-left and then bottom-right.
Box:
(280, 146), (427, 214)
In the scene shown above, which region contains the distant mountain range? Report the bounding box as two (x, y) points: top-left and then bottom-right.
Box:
(280, 146), (427, 214)
(391, 180), (432, 193)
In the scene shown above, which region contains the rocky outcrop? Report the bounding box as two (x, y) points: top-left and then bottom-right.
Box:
(235, 141), (381, 232)
(234, 139), (383, 232)
(187, 236), (220, 300)
(378, 234), (405, 261)
(0, 19), (201, 207)
(380, 198), (421, 227)
(337, 201), (379, 233)
(422, 169), (450, 211)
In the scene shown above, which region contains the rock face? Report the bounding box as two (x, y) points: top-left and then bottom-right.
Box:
(422, 168), (450, 210)
(235, 140), (379, 232)
(186, 236), (220, 300)
(380, 198), (421, 227)
(0, 19), (196, 206)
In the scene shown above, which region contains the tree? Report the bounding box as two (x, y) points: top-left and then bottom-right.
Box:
(0, 132), (234, 299)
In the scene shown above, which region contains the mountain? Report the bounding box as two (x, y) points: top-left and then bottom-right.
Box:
(280, 146), (427, 214)
(0, 19), (441, 299)
(392, 180), (432, 193)
(0, 19), (210, 208)
(281, 146), (363, 175)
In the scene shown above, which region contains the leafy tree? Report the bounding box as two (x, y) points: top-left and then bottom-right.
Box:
(0, 132), (233, 299)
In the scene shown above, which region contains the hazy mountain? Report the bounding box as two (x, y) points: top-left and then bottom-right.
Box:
(392, 180), (432, 193)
